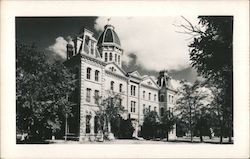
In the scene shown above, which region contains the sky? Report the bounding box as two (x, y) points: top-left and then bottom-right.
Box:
(16, 16), (200, 82)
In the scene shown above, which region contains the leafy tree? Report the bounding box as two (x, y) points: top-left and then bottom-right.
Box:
(95, 93), (124, 140)
(175, 80), (210, 142)
(16, 43), (76, 141)
(178, 16), (233, 143)
(160, 110), (176, 141)
(141, 110), (159, 139)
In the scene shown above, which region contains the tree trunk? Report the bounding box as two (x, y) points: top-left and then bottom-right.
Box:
(199, 133), (203, 142)
(199, 129), (203, 142)
(190, 130), (193, 142)
(166, 130), (169, 141)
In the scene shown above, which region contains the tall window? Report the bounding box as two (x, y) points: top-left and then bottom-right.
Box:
(109, 53), (112, 61)
(131, 85), (136, 96)
(149, 105), (151, 112)
(148, 93), (151, 100)
(115, 54), (117, 62)
(160, 107), (164, 116)
(160, 95), (164, 102)
(94, 116), (99, 133)
(95, 70), (99, 81)
(154, 106), (157, 112)
(105, 53), (108, 62)
(119, 84), (123, 92)
(94, 90), (99, 104)
(154, 94), (157, 101)
(86, 67), (91, 79)
(86, 115), (91, 133)
(86, 88), (91, 102)
(131, 101), (136, 113)
(110, 81), (114, 91)
(143, 104), (146, 114)
(119, 98), (122, 107)
(143, 91), (145, 99)
(118, 55), (120, 65)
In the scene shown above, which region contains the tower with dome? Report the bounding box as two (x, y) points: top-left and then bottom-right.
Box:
(65, 23), (177, 141)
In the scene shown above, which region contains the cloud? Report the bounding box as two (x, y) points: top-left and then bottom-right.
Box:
(47, 36), (68, 59)
(94, 16), (200, 71)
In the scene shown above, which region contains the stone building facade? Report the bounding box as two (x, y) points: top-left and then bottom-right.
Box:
(65, 24), (177, 141)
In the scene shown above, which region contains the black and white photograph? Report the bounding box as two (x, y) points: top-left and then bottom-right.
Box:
(1, 1), (249, 158)
(16, 16), (234, 144)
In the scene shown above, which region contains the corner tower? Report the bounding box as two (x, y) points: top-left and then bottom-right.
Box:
(97, 25), (123, 67)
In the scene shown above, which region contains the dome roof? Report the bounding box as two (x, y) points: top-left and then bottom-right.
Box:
(97, 25), (121, 47)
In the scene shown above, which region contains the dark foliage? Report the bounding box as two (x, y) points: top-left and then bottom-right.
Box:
(16, 43), (77, 142)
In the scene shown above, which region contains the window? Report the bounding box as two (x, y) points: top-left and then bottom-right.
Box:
(131, 101), (136, 113)
(148, 93), (151, 100)
(149, 105), (151, 112)
(118, 55), (120, 65)
(119, 98), (122, 107)
(154, 94), (157, 101)
(86, 88), (91, 102)
(110, 81), (114, 91)
(119, 84), (123, 92)
(86, 67), (91, 79)
(115, 54), (117, 62)
(105, 53), (108, 62)
(109, 53), (112, 61)
(131, 85), (136, 96)
(143, 91), (145, 99)
(86, 115), (91, 133)
(95, 70), (99, 81)
(160, 95), (164, 102)
(94, 90), (99, 104)
(160, 107), (164, 116)
(90, 42), (94, 55)
(94, 116), (99, 133)
(154, 106), (157, 112)
(172, 96), (174, 103)
(143, 104), (146, 114)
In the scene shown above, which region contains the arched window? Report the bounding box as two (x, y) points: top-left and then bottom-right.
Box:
(118, 55), (120, 65)
(115, 54), (117, 62)
(154, 106), (157, 112)
(154, 94), (157, 101)
(105, 53), (108, 62)
(143, 91), (145, 99)
(86, 67), (91, 79)
(149, 105), (151, 112)
(94, 116), (99, 133)
(160, 95), (164, 102)
(109, 53), (112, 61)
(110, 81), (114, 91)
(95, 70), (99, 81)
(160, 107), (164, 116)
(148, 93), (151, 100)
(86, 115), (91, 133)
(119, 84), (123, 92)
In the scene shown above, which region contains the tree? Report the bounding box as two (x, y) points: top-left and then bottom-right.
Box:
(178, 16), (233, 143)
(95, 92), (124, 140)
(16, 43), (76, 141)
(141, 110), (159, 139)
(160, 110), (176, 141)
(175, 80), (210, 142)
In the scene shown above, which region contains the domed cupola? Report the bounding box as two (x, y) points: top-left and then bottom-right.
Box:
(97, 24), (123, 67)
(97, 25), (121, 48)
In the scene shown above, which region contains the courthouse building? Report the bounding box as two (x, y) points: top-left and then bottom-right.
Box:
(65, 24), (177, 141)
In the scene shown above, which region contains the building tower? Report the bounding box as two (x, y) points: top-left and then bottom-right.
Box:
(157, 70), (177, 139)
(97, 25), (123, 67)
